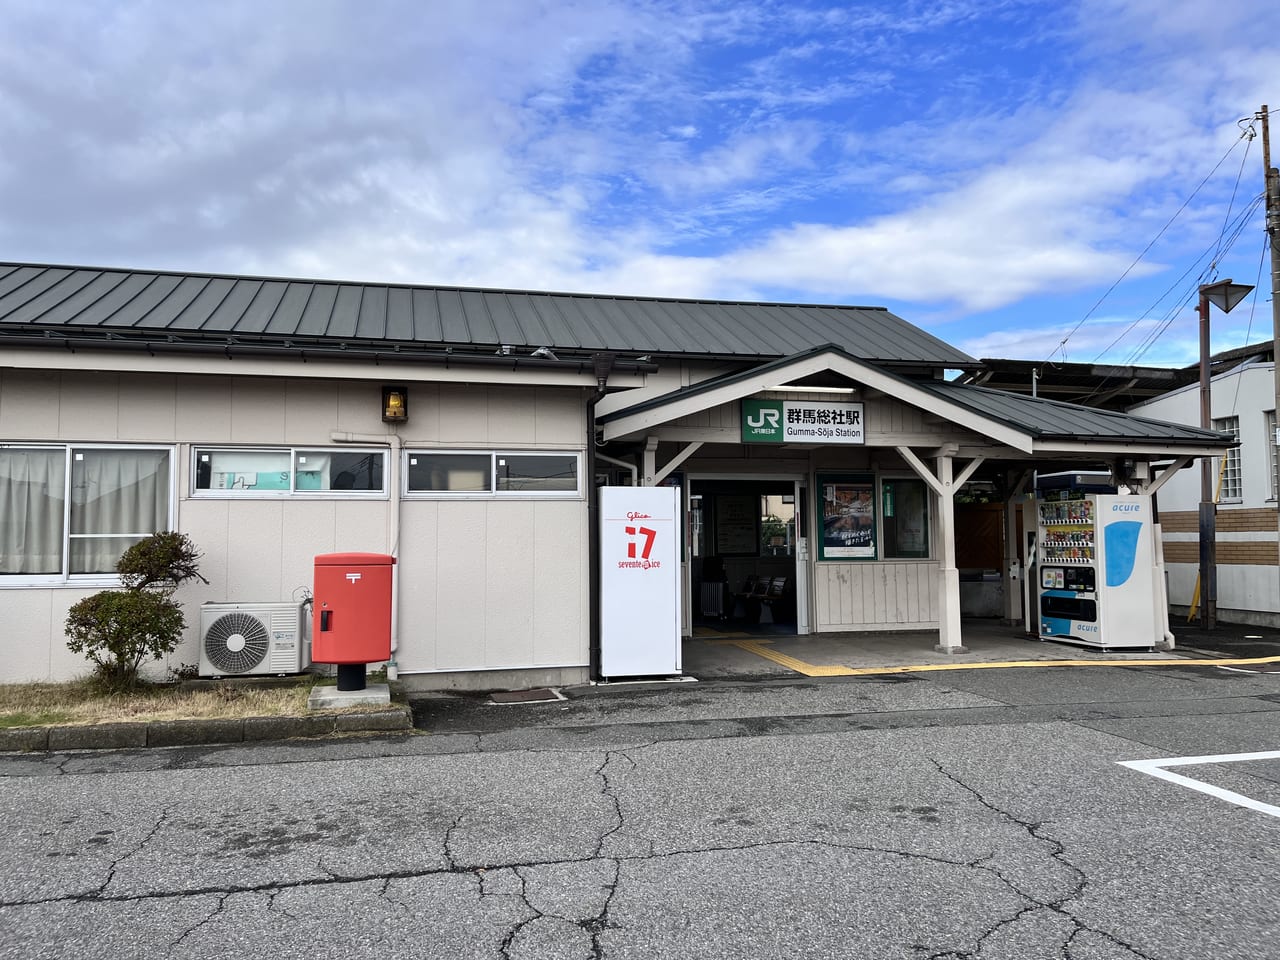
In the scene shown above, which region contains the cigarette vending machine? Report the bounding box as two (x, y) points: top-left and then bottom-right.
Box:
(1037, 492), (1161, 649)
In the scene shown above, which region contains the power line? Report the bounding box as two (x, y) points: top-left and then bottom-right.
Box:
(1226, 230), (1271, 418)
(1072, 193), (1264, 392)
(1043, 128), (1253, 367)
(1121, 194), (1265, 365)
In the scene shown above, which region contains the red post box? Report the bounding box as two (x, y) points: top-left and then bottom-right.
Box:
(313, 553), (395, 690)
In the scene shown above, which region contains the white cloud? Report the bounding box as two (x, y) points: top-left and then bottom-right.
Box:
(0, 0), (1275, 367)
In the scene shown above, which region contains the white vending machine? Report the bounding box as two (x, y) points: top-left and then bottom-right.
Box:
(1037, 493), (1161, 650)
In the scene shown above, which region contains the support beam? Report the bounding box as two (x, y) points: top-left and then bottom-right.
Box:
(1145, 456), (1193, 497)
(896, 446), (945, 496)
(953, 456), (985, 489)
(641, 437), (705, 486)
(652, 441), (703, 486)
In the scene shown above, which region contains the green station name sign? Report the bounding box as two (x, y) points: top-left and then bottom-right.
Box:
(742, 399), (865, 444)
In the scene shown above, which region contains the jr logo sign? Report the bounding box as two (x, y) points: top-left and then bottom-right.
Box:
(742, 399), (784, 442)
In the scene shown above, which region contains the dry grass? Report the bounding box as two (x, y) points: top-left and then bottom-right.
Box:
(0, 678), (321, 728)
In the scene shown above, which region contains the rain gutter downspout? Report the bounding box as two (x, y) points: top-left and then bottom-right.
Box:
(587, 353), (617, 682)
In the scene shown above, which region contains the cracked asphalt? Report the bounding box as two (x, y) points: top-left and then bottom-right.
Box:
(2, 662), (1279, 959)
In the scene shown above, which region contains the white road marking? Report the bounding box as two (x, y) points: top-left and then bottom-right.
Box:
(1119, 750), (1280, 819)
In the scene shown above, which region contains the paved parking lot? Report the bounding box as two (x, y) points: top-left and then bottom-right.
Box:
(2, 660), (1279, 958)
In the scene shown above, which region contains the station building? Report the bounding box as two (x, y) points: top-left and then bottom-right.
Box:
(0, 262), (1233, 687)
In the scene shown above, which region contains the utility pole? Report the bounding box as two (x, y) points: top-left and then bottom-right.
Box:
(1267, 106), (1280, 346)
(1265, 106), (1280, 629)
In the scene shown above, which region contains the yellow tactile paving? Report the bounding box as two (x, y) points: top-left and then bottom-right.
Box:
(729, 640), (858, 676)
(718, 640), (1280, 679)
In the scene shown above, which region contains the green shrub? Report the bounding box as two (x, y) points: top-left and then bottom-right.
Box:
(117, 531), (207, 590)
(64, 532), (206, 692)
(66, 591), (186, 690)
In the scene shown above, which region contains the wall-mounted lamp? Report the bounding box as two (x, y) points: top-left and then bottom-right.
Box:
(382, 386), (408, 423)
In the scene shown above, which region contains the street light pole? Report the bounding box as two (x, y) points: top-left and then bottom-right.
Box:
(1198, 279), (1256, 630)
(1261, 106), (1280, 636)
(1198, 289), (1217, 630)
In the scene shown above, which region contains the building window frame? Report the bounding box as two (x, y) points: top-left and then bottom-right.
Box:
(191, 446), (389, 498)
(879, 474), (933, 560)
(404, 450), (583, 499)
(1212, 416), (1242, 502)
(1267, 410), (1277, 503)
(0, 443), (176, 587)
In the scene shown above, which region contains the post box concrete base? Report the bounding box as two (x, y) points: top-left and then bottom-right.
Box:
(308, 683), (392, 711)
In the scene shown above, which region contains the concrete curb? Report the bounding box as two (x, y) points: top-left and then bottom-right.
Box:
(0, 705), (413, 753)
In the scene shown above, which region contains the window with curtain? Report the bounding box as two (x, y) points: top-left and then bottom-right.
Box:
(0, 448), (65, 574)
(0, 446), (172, 579)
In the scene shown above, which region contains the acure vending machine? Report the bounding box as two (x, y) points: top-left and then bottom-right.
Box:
(1037, 492), (1161, 649)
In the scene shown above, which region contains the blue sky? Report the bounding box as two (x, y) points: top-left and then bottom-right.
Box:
(0, 0), (1276, 366)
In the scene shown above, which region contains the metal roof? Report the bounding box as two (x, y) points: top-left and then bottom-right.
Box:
(915, 378), (1231, 445)
(960, 358), (1197, 411)
(601, 344), (1232, 450)
(0, 262), (977, 367)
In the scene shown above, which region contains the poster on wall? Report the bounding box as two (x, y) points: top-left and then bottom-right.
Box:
(819, 474), (876, 560)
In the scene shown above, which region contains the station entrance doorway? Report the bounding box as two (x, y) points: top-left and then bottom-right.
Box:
(688, 477), (807, 635)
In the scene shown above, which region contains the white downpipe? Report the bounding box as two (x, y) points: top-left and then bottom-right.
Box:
(595, 451), (638, 486)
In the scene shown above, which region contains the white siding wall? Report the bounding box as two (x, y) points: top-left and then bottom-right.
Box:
(1132, 362), (1280, 620)
(1131, 363), (1277, 511)
(813, 561), (940, 631)
(0, 368), (589, 682)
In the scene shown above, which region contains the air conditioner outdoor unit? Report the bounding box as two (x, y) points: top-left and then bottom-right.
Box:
(198, 602), (309, 678)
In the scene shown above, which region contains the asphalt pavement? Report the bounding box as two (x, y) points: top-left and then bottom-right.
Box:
(1172, 613), (1280, 662)
(1, 658), (1279, 959)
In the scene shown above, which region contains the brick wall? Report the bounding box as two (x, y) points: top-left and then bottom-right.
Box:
(1161, 507), (1279, 565)
(1163, 541), (1279, 565)
(1160, 507), (1278, 533)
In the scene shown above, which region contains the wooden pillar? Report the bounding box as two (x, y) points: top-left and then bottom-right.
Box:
(641, 436), (658, 487)
(935, 453), (966, 654)
(1003, 471), (1032, 623)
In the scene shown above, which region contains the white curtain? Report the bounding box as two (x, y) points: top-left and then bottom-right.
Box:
(0, 449), (65, 574)
(69, 450), (169, 574)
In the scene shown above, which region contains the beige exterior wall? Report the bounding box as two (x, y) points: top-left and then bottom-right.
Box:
(397, 499), (587, 673)
(0, 368), (589, 682)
